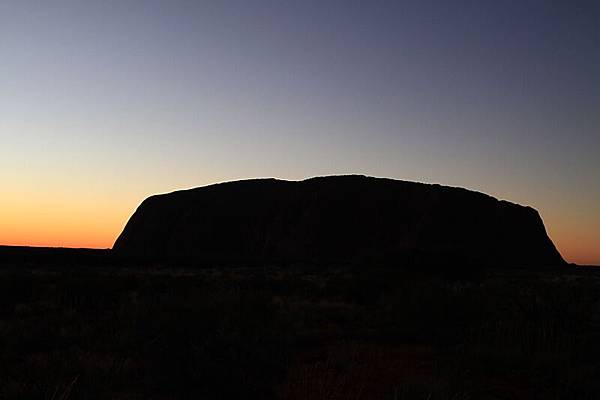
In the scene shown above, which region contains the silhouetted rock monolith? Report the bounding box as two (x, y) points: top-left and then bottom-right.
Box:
(113, 175), (565, 268)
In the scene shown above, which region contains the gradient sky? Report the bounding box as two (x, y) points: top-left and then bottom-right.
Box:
(1, 1), (599, 264)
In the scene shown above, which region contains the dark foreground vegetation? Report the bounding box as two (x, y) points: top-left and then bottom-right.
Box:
(1, 260), (600, 399)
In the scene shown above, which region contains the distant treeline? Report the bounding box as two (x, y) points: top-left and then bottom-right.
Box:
(0, 246), (112, 267)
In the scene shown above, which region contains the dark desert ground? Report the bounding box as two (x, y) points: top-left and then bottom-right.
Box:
(2, 250), (600, 399)
(1, 177), (600, 400)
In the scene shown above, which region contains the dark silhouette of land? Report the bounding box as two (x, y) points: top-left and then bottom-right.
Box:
(0, 245), (110, 267)
(114, 175), (564, 268)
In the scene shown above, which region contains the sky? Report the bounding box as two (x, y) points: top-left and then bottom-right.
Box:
(1, 0), (599, 264)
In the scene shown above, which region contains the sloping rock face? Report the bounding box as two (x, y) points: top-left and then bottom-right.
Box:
(113, 175), (565, 267)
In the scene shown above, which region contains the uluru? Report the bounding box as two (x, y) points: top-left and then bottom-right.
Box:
(113, 175), (565, 268)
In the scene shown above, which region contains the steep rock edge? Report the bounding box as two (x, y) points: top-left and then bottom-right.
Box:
(113, 175), (565, 268)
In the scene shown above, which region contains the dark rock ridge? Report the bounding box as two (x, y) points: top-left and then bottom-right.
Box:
(0, 246), (111, 267)
(113, 175), (565, 268)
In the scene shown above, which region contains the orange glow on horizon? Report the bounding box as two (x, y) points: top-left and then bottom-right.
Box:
(1, 177), (598, 265)
(0, 189), (132, 251)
